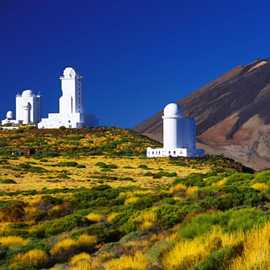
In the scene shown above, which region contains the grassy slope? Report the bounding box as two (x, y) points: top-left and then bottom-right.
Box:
(0, 128), (269, 269)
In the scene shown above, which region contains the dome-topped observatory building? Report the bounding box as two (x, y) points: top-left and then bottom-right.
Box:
(147, 103), (204, 158)
(38, 67), (84, 128)
(1, 90), (41, 126)
(16, 90), (41, 125)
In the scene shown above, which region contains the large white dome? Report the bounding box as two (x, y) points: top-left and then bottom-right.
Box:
(63, 67), (76, 78)
(22, 90), (33, 97)
(163, 103), (182, 117)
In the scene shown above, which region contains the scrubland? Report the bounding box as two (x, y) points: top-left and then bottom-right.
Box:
(0, 127), (269, 269)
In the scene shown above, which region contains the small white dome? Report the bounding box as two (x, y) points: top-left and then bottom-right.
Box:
(63, 67), (76, 78)
(6, 111), (13, 120)
(22, 90), (33, 97)
(163, 103), (182, 117)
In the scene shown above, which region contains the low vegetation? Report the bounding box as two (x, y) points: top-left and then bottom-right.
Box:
(0, 127), (268, 269)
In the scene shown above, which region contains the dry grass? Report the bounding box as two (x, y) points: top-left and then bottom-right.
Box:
(186, 186), (199, 196)
(69, 252), (93, 270)
(0, 236), (28, 247)
(77, 234), (97, 246)
(251, 182), (268, 191)
(136, 210), (157, 231)
(124, 196), (140, 205)
(169, 183), (187, 193)
(50, 238), (77, 255)
(0, 155), (209, 193)
(162, 226), (245, 270)
(50, 235), (97, 257)
(215, 179), (226, 187)
(14, 249), (48, 267)
(104, 251), (148, 270)
(162, 236), (209, 269)
(107, 212), (119, 223)
(229, 222), (270, 269)
(85, 213), (105, 223)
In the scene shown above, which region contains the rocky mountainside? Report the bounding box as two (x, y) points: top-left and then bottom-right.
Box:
(136, 59), (270, 170)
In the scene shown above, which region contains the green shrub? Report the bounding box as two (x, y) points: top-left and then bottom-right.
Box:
(254, 170), (270, 183)
(179, 208), (267, 239)
(95, 162), (118, 170)
(56, 161), (78, 167)
(0, 244), (7, 260)
(199, 186), (267, 211)
(175, 173), (206, 187)
(32, 209), (88, 237)
(78, 223), (122, 243)
(195, 242), (244, 270)
(204, 175), (224, 185)
(76, 164), (86, 168)
(156, 205), (186, 229)
(131, 196), (156, 210)
(225, 173), (253, 186)
(144, 171), (177, 178)
(138, 164), (149, 170)
(0, 201), (25, 222)
(222, 186), (267, 208)
(0, 179), (16, 184)
(146, 240), (171, 266)
(17, 163), (47, 173)
(179, 211), (224, 239)
(155, 171), (177, 178)
(71, 185), (121, 208)
(224, 208), (267, 233)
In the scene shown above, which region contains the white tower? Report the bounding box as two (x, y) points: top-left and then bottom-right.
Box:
(59, 67), (83, 115)
(163, 103), (182, 149)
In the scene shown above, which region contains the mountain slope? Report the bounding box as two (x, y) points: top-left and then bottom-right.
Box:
(136, 59), (270, 170)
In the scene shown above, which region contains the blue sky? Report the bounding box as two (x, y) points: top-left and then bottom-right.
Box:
(1, 0), (270, 127)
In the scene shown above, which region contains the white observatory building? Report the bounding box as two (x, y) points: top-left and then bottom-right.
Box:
(38, 67), (84, 129)
(2, 90), (41, 126)
(16, 90), (41, 124)
(146, 103), (204, 158)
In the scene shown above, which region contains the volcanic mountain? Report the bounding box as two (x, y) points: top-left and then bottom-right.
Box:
(136, 59), (270, 170)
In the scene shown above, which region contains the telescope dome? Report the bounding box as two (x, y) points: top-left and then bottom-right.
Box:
(163, 103), (182, 117)
(22, 90), (33, 97)
(63, 67), (76, 78)
(6, 111), (13, 120)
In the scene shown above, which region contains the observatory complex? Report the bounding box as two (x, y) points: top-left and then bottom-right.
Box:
(1, 67), (97, 129)
(38, 67), (84, 128)
(146, 103), (204, 158)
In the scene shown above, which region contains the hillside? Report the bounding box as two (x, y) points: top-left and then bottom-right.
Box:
(136, 59), (270, 170)
(1, 128), (270, 269)
(0, 127), (160, 158)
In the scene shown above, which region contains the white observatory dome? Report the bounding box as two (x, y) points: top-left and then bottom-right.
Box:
(6, 111), (13, 120)
(22, 90), (33, 97)
(63, 67), (76, 78)
(163, 103), (182, 118)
